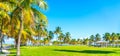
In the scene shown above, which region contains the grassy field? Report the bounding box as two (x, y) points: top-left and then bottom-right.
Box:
(8, 46), (120, 56)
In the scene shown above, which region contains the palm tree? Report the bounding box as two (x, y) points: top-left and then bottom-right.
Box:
(58, 33), (65, 45)
(64, 32), (71, 44)
(53, 41), (59, 45)
(103, 33), (111, 41)
(43, 38), (49, 45)
(89, 35), (95, 45)
(116, 33), (120, 40)
(35, 24), (48, 45)
(20, 29), (36, 46)
(35, 17), (48, 41)
(70, 39), (77, 45)
(103, 33), (111, 47)
(11, 0), (48, 56)
(111, 33), (118, 41)
(111, 33), (118, 47)
(0, 14), (10, 53)
(83, 38), (89, 45)
(116, 33), (120, 47)
(0, 1), (12, 53)
(54, 26), (62, 40)
(47, 31), (54, 44)
(77, 39), (82, 45)
(10, 26), (36, 47)
(95, 33), (101, 42)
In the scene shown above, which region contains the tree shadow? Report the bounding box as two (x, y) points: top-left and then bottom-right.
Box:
(8, 52), (16, 56)
(54, 49), (116, 54)
(8, 54), (16, 56)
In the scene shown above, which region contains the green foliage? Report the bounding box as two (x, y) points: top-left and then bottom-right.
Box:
(83, 38), (89, 45)
(58, 33), (65, 42)
(47, 31), (54, 40)
(70, 39), (77, 45)
(95, 33), (101, 42)
(54, 26), (62, 35)
(89, 35), (95, 42)
(64, 32), (71, 44)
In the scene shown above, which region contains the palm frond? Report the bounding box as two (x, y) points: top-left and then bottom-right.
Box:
(31, 7), (48, 26)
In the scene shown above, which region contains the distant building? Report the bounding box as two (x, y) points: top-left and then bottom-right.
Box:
(94, 40), (120, 47)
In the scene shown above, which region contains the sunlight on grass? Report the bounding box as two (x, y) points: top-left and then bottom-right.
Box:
(8, 46), (120, 56)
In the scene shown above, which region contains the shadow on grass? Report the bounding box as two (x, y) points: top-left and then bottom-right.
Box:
(8, 54), (16, 56)
(54, 49), (116, 54)
(8, 52), (16, 56)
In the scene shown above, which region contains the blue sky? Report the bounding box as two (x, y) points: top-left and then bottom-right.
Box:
(45, 0), (120, 39)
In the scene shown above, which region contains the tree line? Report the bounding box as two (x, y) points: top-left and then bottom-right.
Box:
(27, 26), (120, 46)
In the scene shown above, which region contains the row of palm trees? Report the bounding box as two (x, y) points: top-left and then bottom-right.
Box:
(65, 33), (120, 46)
(0, 0), (48, 56)
(42, 30), (120, 46)
(89, 33), (120, 44)
(30, 26), (71, 46)
(32, 25), (120, 46)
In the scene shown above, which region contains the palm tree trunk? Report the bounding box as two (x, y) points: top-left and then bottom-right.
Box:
(16, 19), (23, 56)
(0, 34), (3, 53)
(38, 33), (41, 46)
(15, 38), (18, 48)
(60, 40), (62, 46)
(0, 20), (3, 53)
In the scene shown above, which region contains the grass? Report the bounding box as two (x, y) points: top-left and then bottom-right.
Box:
(8, 46), (120, 56)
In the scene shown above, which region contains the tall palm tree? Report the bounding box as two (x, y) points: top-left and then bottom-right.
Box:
(9, 25), (36, 47)
(35, 17), (48, 40)
(111, 33), (118, 41)
(47, 31), (54, 42)
(95, 33), (101, 42)
(0, 12), (10, 53)
(35, 24), (48, 45)
(111, 33), (118, 47)
(64, 32), (71, 44)
(58, 33), (65, 45)
(89, 35), (95, 45)
(0, 1), (13, 52)
(11, 0), (48, 56)
(103, 33), (111, 41)
(54, 26), (62, 40)
(116, 33), (120, 47)
(116, 33), (120, 40)
(111, 32), (118, 46)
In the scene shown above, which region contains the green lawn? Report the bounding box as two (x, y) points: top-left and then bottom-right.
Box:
(8, 46), (120, 56)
